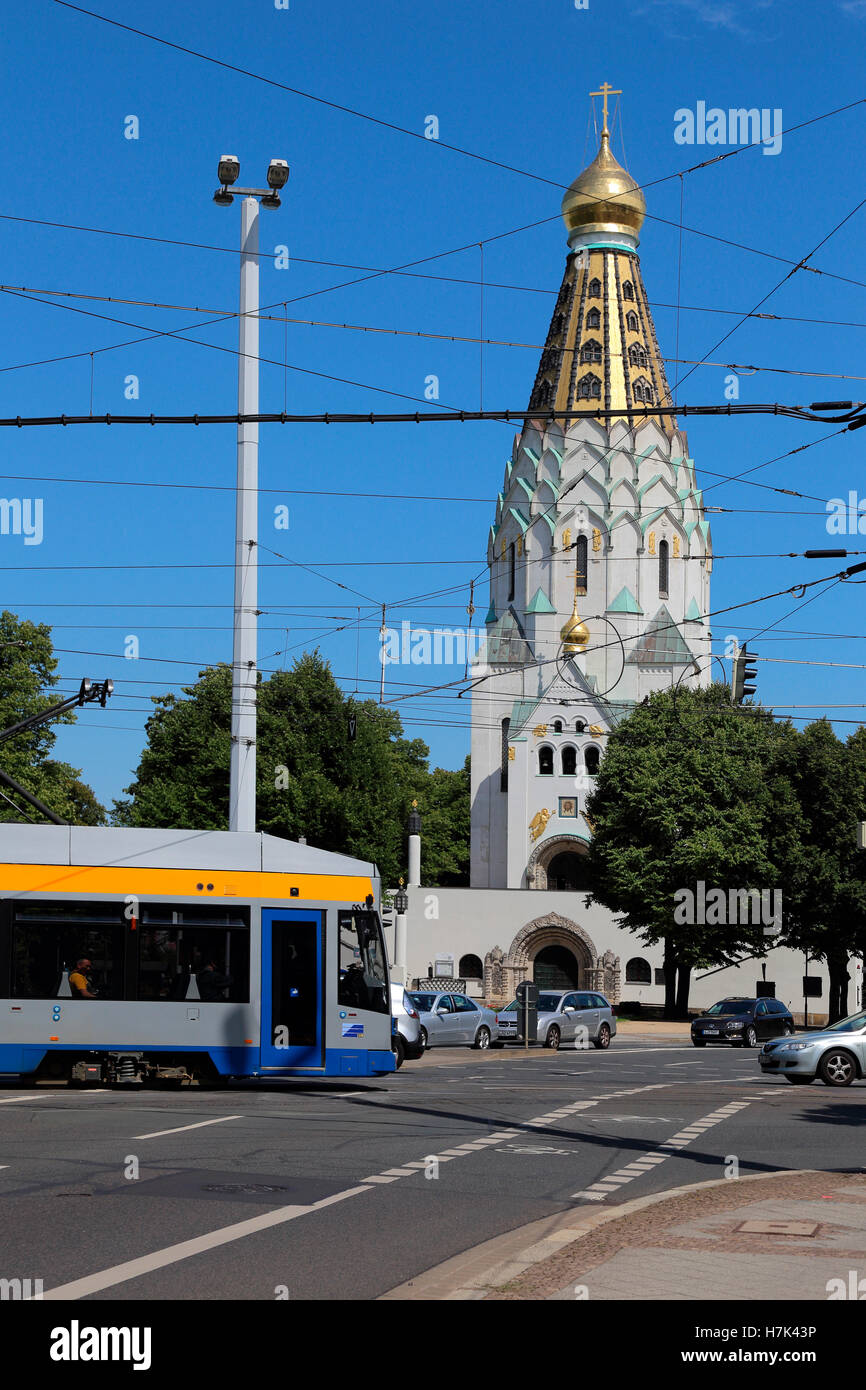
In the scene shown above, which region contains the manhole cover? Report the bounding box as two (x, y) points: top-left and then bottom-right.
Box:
(737, 1220), (818, 1236)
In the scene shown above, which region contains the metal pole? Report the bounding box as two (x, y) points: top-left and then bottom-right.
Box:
(229, 196), (259, 832)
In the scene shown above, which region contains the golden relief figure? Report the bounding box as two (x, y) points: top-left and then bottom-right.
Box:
(673, 535), (680, 557)
(507, 746), (515, 762)
(529, 808), (552, 842)
(532, 723), (548, 738)
(562, 527), (572, 550)
(648, 531), (656, 556)
(592, 527), (602, 552)
(588, 723), (605, 735)
(517, 535), (524, 557)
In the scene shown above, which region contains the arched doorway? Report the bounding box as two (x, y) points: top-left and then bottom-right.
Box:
(533, 944), (581, 990)
(546, 850), (592, 891)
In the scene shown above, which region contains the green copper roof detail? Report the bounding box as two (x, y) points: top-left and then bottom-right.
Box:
(485, 602), (497, 624)
(639, 509), (665, 535)
(508, 506), (530, 534)
(526, 588), (556, 615)
(515, 477), (534, 502)
(685, 597), (703, 622)
(608, 586), (642, 615)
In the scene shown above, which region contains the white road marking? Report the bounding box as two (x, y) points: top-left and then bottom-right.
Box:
(38, 1185), (372, 1301)
(571, 1098), (752, 1202)
(133, 1116), (242, 1140)
(0, 1093), (54, 1104)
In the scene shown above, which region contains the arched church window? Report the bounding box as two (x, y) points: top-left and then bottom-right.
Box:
(553, 719), (563, 734)
(580, 338), (602, 364)
(588, 277), (601, 298)
(500, 717), (510, 793)
(459, 954), (483, 980)
(622, 280), (635, 301)
(633, 380), (644, 403)
(625, 957), (652, 984)
(658, 539), (669, 596)
(586, 306), (601, 330)
(508, 543), (516, 601)
(633, 377), (653, 404)
(576, 534), (588, 595)
(575, 719), (587, 734)
(578, 374), (601, 400)
(626, 311), (638, 332)
(561, 745), (577, 776)
(534, 379), (553, 408)
(628, 342), (647, 367)
(584, 745), (601, 776)
(538, 746), (554, 776)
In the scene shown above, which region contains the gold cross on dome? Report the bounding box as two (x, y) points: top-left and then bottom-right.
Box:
(590, 81), (622, 135)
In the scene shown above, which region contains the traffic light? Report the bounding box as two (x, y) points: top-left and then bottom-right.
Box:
(731, 645), (758, 704)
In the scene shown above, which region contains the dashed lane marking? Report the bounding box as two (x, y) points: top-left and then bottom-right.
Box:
(571, 1099), (752, 1203)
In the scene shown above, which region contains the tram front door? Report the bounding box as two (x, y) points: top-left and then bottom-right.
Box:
(260, 909), (324, 1069)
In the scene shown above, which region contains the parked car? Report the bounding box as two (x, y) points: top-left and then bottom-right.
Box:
(497, 989), (616, 1050)
(691, 997), (794, 1048)
(405, 991), (502, 1050)
(390, 984), (424, 1067)
(760, 1008), (866, 1087)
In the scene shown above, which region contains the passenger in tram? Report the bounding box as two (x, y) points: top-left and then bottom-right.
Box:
(196, 958), (231, 1002)
(68, 959), (98, 1000)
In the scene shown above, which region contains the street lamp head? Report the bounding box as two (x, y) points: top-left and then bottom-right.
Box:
(218, 155), (240, 186)
(260, 192), (281, 209)
(213, 189), (234, 206)
(267, 158), (289, 190)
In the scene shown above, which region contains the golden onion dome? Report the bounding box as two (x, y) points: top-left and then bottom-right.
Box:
(561, 131), (646, 243)
(560, 600), (590, 656)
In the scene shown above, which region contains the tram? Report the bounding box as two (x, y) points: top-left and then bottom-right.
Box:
(0, 824), (395, 1082)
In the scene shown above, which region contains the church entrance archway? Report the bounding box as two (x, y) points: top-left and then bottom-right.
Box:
(526, 834), (590, 890)
(533, 944), (581, 990)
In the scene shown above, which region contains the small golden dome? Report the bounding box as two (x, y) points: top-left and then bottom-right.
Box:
(560, 600), (590, 655)
(561, 132), (646, 243)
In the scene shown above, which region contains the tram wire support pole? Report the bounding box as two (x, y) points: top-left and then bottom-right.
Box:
(214, 156), (289, 833)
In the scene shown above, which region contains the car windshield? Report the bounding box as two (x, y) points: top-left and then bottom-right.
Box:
(408, 993), (437, 1012)
(705, 999), (753, 1016)
(826, 1010), (866, 1034)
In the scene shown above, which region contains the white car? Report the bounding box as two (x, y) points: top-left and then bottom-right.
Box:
(497, 989), (616, 1050)
(406, 991), (503, 1050)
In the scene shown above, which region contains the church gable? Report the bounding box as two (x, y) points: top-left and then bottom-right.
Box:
(627, 605), (695, 667)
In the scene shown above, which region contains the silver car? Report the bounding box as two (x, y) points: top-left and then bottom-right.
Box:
(406, 991), (501, 1050)
(759, 1007), (866, 1086)
(390, 984), (424, 1067)
(497, 989), (616, 1050)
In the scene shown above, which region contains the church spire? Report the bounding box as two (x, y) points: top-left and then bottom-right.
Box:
(528, 84), (675, 432)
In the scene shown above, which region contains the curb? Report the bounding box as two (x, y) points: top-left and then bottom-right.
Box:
(379, 1168), (816, 1300)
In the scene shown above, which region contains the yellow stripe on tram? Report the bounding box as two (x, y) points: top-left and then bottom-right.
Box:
(0, 863), (374, 903)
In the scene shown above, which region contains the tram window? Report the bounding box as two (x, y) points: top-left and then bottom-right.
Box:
(337, 909), (389, 1014)
(10, 903), (124, 1000)
(137, 906), (250, 1002)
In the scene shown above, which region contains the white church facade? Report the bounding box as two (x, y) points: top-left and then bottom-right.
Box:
(391, 94), (859, 1026)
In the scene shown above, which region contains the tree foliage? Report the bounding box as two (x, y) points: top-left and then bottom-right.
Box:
(0, 610), (105, 825)
(115, 651), (469, 886)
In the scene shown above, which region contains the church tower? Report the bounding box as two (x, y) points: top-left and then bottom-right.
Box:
(470, 89), (712, 891)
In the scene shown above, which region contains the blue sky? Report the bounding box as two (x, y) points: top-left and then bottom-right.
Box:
(1, 0), (865, 812)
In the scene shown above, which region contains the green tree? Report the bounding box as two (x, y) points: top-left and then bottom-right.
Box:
(0, 610), (106, 825)
(585, 684), (802, 1018)
(115, 651), (469, 886)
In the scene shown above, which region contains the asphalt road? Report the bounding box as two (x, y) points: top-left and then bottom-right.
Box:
(2, 1039), (864, 1301)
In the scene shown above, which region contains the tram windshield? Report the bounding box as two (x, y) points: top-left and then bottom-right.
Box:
(337, 909), (389, 1013)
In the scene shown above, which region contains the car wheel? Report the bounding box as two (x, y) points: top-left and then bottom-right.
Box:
(545, 1025), (561, 1050)
(741, 1026), (758, 1048)
(692, 1038), (707, 1048)
(785, 1075), (813, 1085)
(819, 1049), (857, 1087)
(419, 1027), (428, 1051)
(393, 1035), (405, 1069)
(473, 1026), (491, 1050)
(593, 1023), (611, 1050)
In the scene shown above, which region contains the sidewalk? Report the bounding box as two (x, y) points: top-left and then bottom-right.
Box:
(382, 1170), (866, 1300)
